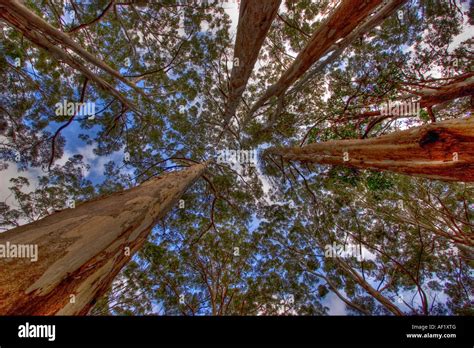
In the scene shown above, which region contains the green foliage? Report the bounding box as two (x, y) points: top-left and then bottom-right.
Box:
(1, 0), (472, 316)
(366, 172), (393, 192)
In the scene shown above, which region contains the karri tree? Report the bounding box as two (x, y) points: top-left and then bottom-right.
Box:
(0, 0), (472, 315)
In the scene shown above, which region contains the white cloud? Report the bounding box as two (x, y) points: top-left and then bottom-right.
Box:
(0, 162), (41, 206)
(325, 292), (348, 315)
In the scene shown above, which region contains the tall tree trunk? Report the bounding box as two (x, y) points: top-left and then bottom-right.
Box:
(10, 25), (138, 113)
(288, 0), (407, 97)
(338, 73), (474, 123)
(418, 75), (474, 108)
(348, 75), (474, 137)
(0, 162), (208, 315)
(221, 0), (281, 130)
(248, 0), (383, 117)
(0, 0), (142, 95)
(268, 118), (474, 181)
(0, 0), (141, 112)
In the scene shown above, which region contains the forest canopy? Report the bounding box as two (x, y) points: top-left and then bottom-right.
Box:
(0, 0), (473, 316)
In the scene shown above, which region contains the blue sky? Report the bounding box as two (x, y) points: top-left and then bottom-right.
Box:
(1, 0), (472, 315)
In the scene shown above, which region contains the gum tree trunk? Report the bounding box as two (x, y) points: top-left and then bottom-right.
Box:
(0, 0), (140, 93)
(418, 75), (474, 108)
(288, 0), (408, 97)
(248, 0), (383, 116)
(0, 0), (140, 111)
(0, 162), (208, 315)
(338, 73), (474, 123)
(269, 118), (474, 181)
(221, 0), (281, 129)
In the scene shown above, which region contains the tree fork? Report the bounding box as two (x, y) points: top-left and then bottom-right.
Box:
(268, 118), (474, 182)
(0, 162), (208, 315)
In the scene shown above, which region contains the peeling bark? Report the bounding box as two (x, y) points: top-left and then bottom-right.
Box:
(248, 0), (383, 117)
(0, 163), (208, 315)
(221, 0), (281, 129)
(269, 118), (474, 182)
